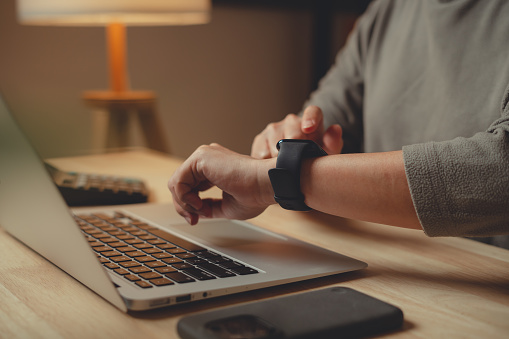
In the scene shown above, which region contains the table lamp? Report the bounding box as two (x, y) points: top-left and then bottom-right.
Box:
(17, 0), (211, 152)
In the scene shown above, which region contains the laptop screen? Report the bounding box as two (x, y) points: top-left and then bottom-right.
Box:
(0, 94), (127, 310)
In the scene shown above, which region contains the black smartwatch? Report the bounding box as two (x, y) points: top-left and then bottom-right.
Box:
(268, 139), (327, 211)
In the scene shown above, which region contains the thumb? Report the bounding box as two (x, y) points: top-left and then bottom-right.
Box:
(301, 105), (324, 134)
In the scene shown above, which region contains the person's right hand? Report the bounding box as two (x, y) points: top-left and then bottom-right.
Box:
(250, 105), (344, 159)
(168, 143), (276, 225)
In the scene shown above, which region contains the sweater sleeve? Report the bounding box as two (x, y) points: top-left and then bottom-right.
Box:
(302, 1), (384, 153)
(403, 85), (509, 237)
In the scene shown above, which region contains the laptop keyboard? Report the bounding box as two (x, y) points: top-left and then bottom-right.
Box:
(75, 212), (259, 289)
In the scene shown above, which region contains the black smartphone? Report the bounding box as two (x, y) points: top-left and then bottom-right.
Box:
(177, 287), (404, 339)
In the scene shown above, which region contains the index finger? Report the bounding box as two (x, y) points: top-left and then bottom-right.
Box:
(301, 105), (324, 134)
(168, 161), (204, 212)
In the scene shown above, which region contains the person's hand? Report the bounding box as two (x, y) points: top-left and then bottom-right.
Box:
(251, 105), (344, 159)
(168, 143), (276, 225)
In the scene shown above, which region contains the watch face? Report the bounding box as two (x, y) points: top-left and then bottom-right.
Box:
(276, 139), (327, 156)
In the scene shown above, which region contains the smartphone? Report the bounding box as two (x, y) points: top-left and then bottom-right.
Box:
(177, 287), (404, 339)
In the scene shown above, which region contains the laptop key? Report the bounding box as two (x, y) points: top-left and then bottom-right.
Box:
(152, 252), (172, 259)
(139, 235), (157, 241)
(195, 250), (219, 258)
(108, 242), (126, 248)
(119, 261), (142, 268)
(124, 274), (141, 282)
(133, 243), (153, 249)
(124, 239), (144, 244)
(219, 261), (258, 274)
(93, 246), (112, 252)
(196, 263), (236, 278)
(148, 239), (166, 245)
(125, 250), (146, 257)
(110, 255), (131, 262)
(100, 237), (118, 243)
(208, 256), (232, 264)
(185, 258), (208, 265)
(139, 272), (162, 280)
(130, 266), (151, 274)
(219, 261), (245, 269)
(143, 247), (162, 254)
(162, 257), (183, 264)
(165, 272), (195, 283)
(116, 246), (136, 253)
(175, 252), (196, 259)
(102, 251), (121, 257)
(93, 234), (112, 240)
(171, 263), (194, 270)
(135, 281), (153, 288)
(104, 263), (119, 269)
(114, 268), (130, 275)
(166, 248), (186, 254)
(136, 256), (156, 263)
(229, 266), (258, 275)
(150, 278), (174, 286)
(149, 229), (205, 252)
(155, 266), (177, 274)
(145, 261), (166, 268)
(184, 268), (216, 280)
(117, 234), (135, 240)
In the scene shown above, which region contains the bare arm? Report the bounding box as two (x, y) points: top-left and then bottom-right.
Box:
(169, 145), (421, 230)
(301, 151), (421, 230)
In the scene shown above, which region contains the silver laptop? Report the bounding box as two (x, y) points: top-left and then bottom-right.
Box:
(0, 94), (367, 312)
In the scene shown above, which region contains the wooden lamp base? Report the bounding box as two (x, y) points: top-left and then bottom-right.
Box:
(83, 90), (169, 153)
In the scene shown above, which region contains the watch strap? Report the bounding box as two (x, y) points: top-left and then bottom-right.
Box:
(269, 139), (327, 211)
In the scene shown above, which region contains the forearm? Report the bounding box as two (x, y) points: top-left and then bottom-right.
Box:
(300, 151), (422, 230)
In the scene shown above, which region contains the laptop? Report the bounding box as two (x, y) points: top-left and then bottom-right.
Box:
(0, 94), (367, 312)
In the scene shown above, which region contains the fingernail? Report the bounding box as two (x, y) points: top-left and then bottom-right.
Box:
(302, 119), (315, 129)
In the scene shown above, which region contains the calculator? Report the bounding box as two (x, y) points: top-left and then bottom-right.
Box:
(45, 162), (149, 206)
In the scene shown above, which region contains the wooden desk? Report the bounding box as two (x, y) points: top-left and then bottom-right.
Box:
(1, 149), (509, 338)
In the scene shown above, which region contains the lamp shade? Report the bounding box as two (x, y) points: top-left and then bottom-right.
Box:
(17, 0), (211, 26)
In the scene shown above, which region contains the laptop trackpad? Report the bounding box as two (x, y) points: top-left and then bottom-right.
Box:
(170, 219), (286, 246)
(163, 219), (336, 271)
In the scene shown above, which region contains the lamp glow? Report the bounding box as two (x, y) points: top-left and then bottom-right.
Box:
(17, 0), (211, 93)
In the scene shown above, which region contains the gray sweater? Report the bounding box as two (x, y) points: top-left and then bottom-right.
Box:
(305, 0), (509, 239)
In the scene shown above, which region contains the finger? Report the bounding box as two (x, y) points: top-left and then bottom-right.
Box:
(181, 190), (204, 211)
(168, 154), (206, 211)
(201, 198), (227, 219)
(251, 134), (271, 159)
(173, 200), (200, 225)
(322, 124), (344, 155)
(170, 178), (203, 211)
(301, 105), (324, 134)
(282, 114), (304, 139)
(202, 195), (237, 220)
(264, 122), (286, 157)
(169, 183), (201, 223)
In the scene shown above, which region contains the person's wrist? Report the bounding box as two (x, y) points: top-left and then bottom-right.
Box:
(300, 157), (314, 209)
(256, 157), (277, 207)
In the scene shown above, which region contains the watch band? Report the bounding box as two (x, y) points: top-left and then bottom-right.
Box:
(268, 139), (327, 211)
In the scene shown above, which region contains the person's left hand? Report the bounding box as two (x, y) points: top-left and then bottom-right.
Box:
(168, 143), (276, 225)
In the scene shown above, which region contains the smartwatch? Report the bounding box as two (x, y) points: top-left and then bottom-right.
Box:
(268, 139), (327, 211)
